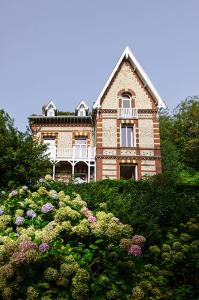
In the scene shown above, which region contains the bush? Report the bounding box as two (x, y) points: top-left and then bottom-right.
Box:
(0, 180), (146, 300)
(136, 215), (199, 300)
(41, 176), (199, 245)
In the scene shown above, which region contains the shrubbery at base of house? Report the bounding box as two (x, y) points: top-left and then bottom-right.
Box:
(0, 180), (146, 300)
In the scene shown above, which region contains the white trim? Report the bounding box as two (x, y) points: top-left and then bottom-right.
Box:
(76, 100), (89, 110)
(45, 100), (57, 111)
(135, 165), (138, 181)
(93, 46), (166, 109)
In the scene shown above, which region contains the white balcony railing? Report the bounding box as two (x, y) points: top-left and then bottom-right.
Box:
(118, 108), (138, 119)
(54, 147), (96, 160)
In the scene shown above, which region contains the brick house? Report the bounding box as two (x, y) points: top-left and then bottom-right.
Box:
(29, 47), (166, 182)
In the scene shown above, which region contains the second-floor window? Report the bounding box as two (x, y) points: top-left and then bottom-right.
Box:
(75, 138), (87, 148)
(121, 125), (134, 147)
(122, 94), (131, 108)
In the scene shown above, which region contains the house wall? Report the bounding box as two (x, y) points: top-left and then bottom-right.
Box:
(96, 59), (161, 180)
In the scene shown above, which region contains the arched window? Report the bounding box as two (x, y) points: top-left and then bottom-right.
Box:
(122, 94), (131, 108)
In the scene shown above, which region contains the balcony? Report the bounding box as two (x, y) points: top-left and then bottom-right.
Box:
(48, 147), (96, 161)
(118, 108), (138, 119)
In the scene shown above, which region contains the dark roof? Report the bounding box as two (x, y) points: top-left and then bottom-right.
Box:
(29, 115), (92, 125)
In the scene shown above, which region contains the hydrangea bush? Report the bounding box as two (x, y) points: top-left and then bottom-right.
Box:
(0, 179), (145, 300)
(132, 216), (199, 300)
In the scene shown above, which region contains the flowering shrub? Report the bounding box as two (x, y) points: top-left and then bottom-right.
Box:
(0, 183), (145, 299)
(132, 216), (199, 300)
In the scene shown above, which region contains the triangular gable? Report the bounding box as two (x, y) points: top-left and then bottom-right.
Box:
(76, 100), (89, 110)
(45, 100), (57, 111)
(93, 46), (166, 109)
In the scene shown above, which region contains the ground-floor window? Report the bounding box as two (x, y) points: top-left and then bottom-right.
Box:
(120, 164), (136, 180)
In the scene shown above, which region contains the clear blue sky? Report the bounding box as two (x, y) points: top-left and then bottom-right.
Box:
(0, 0), (198, 130)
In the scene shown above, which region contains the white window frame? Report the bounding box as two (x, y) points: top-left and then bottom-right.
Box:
(75, 137), (87, 147)
(120, 124), (136, 147)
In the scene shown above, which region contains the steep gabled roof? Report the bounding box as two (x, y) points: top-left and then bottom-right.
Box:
(76, 100), (89, 110)
(45, 100), (57, 111)
(93, 46), (166, 109)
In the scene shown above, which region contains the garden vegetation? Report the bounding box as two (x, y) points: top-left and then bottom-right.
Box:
(0, 97), (198, 299)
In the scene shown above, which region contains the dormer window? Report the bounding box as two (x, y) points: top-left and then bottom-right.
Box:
(78, 104), (86, 117)
(122, 94), (131, 108)
(76, 100), (89, 117)
(44, 100), (57, 116)
(47, 107), (55, 117)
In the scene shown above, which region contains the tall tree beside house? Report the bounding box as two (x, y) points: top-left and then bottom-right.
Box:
(0, 109), (51, 189)
(159, 96), (199, 180)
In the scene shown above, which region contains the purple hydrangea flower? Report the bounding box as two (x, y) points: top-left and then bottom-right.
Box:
(26, 209), (36, 218)
(39, 242), (50, 253)
(9, 190), (18, 198)
(41, 203), (54, 213)
(0, 209), (4, 215)
(128, 245), (142, 256)
(88, 215), (97, 223)
(15, 216), (25, 226)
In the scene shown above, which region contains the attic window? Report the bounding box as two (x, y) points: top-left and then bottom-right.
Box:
(122, 94), (131, 108)
(47, 108), (55, 117)
(78, 105), (86, 117)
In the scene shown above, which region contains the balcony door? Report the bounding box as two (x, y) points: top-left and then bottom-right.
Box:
(74, 138), (87, 158)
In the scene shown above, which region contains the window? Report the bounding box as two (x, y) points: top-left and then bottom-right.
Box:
(43, 138), (56, 159)
(78, 104), (86, 117)
(120, 164), (136, 180)
(122, 94), (131, 108)
(75, 138), (87, 147)
(47, 107), (55, 116)
(121, 125), (134, 147)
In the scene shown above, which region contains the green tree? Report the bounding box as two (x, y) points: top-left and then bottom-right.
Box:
(0, 109), (51, 189)
(159, 96), (199, 176)
(172, 96), (199, 170)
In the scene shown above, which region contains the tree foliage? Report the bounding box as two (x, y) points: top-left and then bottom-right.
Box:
(0, 110), (51, 189)
(159, 96), (199, 176)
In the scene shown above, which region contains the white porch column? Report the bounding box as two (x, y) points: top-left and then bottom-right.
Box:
(72, 162), (75, 180)
(88, 162), (90, 183)
(52, 164), (56, 180)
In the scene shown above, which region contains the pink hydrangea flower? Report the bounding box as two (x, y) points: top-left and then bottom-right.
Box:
(81, 207), (92, 218)
(131, 235), (146, 246)
(19, 241), (37, 251)
(128, 244), (142, 256)
(88, 215), (97, 223)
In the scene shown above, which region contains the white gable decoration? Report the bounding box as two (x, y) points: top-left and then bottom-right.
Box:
(76, 100), (89, 117)
(93, 46), (166, 109)
(45, 101), (57, 117)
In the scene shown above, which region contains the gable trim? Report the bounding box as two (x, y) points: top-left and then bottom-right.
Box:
(93, 47), (166, 109)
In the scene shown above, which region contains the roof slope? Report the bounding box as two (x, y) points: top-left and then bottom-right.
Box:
(93, 47), (166, 109)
